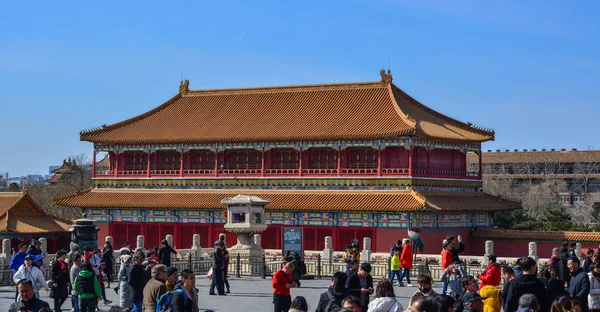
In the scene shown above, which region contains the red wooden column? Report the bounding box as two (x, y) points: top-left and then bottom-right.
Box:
(337, 147), (341, 176)
(92, 151), (96, 178)
(115, 152), (119, 178)
(214, 148), (219, 177)
(147, 151), (151, 178)
(426, 149), (431, 176)
(408, 147), (414, 176)
(299, 147), (303, 176)
(377, 146), (382, 176)
(478, 151), (483, 177)
(261, 148), (265, 177)
(179, 150), (184, 177)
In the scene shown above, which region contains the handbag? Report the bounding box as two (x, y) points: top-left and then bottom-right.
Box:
(207, 267), (213, 279)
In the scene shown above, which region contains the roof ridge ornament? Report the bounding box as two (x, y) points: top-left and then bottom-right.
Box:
(380, 69), (392, 84)
(179, 79), (190, 94)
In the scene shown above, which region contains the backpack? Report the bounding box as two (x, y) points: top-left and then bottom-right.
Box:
(297, 260), (307, 275)
(156, 289), (187, 312)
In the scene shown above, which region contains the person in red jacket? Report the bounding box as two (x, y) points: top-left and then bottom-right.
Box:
(399, 239), (413, 286)
(441, 240), (454, 294)
(478, 254), (501, 289)
(272, 262), (295, 312)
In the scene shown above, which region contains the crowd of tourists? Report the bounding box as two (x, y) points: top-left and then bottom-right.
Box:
(7, 236), (600, 312)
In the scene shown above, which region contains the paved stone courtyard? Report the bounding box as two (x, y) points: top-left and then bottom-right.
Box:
(0, 276), (443, 311)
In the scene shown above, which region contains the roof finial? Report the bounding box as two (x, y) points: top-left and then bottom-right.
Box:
(380, 69), (392, 84)
(179, 79), (190, 94)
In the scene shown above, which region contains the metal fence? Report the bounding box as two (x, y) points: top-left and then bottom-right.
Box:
(0, 254), (491, 286)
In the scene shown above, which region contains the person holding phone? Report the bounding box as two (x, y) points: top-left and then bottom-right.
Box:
(346, 262), (374, 311)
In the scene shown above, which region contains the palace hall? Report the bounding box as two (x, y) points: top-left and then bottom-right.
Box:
(54, 70), (517, 254)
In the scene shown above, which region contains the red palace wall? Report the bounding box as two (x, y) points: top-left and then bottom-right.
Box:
(470, 239), (599, 258)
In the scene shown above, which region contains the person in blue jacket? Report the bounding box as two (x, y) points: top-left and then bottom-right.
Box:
(10, 243), (29, 273)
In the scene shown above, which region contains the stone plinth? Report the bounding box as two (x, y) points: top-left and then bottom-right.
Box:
(192, 234), (202, 258)
(136, 235), (144, 251)
(0, 239), (10, 266)
(254, 234), (261, 248)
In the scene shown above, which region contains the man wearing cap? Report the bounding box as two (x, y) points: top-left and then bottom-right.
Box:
(27, 240), (43, 257)
(10, 243), (29, 274)
(346, 258), (359, 277)
(462, 293), (487, 312)
(209, 240), (226, 296)
(165, 267), (178, 291)
(390, 240), (403, 256)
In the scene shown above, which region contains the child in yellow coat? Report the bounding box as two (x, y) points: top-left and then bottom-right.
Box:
(479, 285), (501, 312)
(389, 249), (402, 285)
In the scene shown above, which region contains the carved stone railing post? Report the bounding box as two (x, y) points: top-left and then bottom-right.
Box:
(322, 236), (333, 265)
(136, 235), (144, 251)
(192, 234), (201, 259)
(254, 234), (261, 248)
(528, 242), (538, 263)
(360, 237), (372, 264)
(485, 240), (494, 259)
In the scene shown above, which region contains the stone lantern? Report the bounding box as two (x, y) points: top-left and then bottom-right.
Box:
(222, 195), (270, 259)
(69, 213), (100, 255)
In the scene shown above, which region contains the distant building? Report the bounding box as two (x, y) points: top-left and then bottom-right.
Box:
(48, 165), (60, 176)
(45, 158), (80, 184)
(469, 149), (600, 205)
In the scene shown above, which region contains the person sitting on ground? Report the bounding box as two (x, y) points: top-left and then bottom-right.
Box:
(441, 262), (466, 298)
(346, 263), (374, 311)
(289, 296), (309, 312)
(367, 278), (403, 312)
(517, 293), (540, 312)
(316, 271), (348, 312)
(74, 262), (103, 312)
(170, 269), (199, 312)
(142, 264), (167, 312)
(409, 274), (438, 306)
(9, 279), (51, 312)
(479, 285), (501, 312)
(478, 254), (501, 289)
(454, 275), (479, 312)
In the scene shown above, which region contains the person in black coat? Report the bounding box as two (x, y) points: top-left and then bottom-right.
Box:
(27, 240), (43, 256)
(568, 257), (591, 312)
(127, 254), (145, 312)
(101, 242), (115, 287)
(345, 263), (374, 311)
(560, 242), (571, 283)
(51, 250), (70, 312)
(316, 272), (348, 312)
(209, 241), (226, 295)
(504, 257), (548, 312)
(158, 240), (177, 267)
(446, 235), (465, 263)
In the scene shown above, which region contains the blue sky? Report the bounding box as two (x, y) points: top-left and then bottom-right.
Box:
(1, 1), (599, 176)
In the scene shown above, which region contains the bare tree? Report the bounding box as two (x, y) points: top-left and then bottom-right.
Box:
(27, 153), (91, 219)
